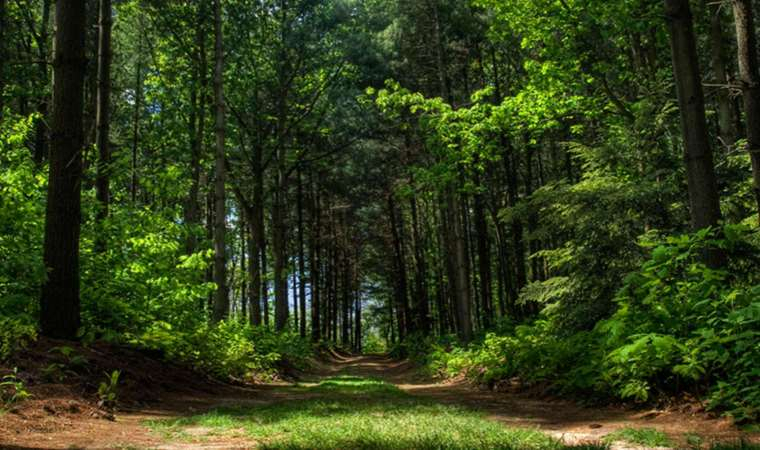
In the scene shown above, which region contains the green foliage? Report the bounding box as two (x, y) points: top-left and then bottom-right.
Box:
(603, 428), (672, 447)
(425, 226), (760, 421)
(97, 370), (121, 409)
(131, 320), (312, 380)
(0, 115), (46, 316)
(0, 316), (37, 361)
(0, 368), (31, 407)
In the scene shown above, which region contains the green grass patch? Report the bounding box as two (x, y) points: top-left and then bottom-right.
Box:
(148, 376), (608, 449)
(707, 442), (760, 450)
(603, 427), (672, 447)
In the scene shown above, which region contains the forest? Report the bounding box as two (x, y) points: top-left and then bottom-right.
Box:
(1, 0), (760, 449)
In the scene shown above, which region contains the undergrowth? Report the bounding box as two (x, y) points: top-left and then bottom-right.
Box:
(415, 226), (760, 422)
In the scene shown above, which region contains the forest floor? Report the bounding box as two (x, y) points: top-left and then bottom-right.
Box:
(0, 349), (757, 450)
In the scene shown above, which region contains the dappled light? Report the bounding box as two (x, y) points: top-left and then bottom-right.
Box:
(1, 0), (760, 448)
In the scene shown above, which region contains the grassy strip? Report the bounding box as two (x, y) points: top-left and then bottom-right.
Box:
(147, 376), (608, 450)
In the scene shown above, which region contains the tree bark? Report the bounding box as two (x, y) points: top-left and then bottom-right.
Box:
(297, 167), (307, 337)
(446, 186), (473, 342)
(273, 191), (289, 330)
(212, 0), (228, 322)
(131, 59), (142, 203)
(473, 170), (493, 328)
(665, 0), (723, 232)
(33, 0), (51, 165)
(240, 216), (247, 321)
(704, 0), (738, 147)
(310, 183), (322, 341)
(410, 192), (430, 334)
(40, 0), (87, 340)
(94, 0), (112, 252)
(732, 0), (760, 225)
(185, 4), (208, 254)
(388, 194), (409, 341)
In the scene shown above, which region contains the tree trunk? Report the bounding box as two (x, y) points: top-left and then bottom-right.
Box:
(704, 0), (738, 147)
(40, 0), (87, 340)
(473, 171), (493, 328)
(354, 290), (362, 353)
(297, 168), (307, 337)
(410, 192), (430, 334)
(94, 0), (112, 252)
(341, 247), (351, 347)
(240, 216), (247, 321)
(446, 187), (473, 343)
(310, 183), (322, 341)
(212, 0), (228, 322)
(273, 191), (289, 331)
(388, 194), (409, 341)
(33, 0), (51, 165)
(131, 59), (142, 203)
(245, 207), (262, 325)
(732, 0), (760, 225)
(504, 143), (526, 312)
(665, 0), (723, 232)
(185, 5), (208, 254)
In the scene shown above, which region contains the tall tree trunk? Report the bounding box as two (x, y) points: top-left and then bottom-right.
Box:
(732, 0), (760, 225)
(473, 171), (493, 328)
(341, 247), (350, 347)
(40, 0), (87, 339)
(131, 59), (142, 203)
(388, 194), (409, 341)
(704, 0), (738, 147)
(212, 0), (228, 322)
(33, 0), (51, 165)
(297, 167), (307, 337)
(185, 5), (208, 254)
(292, 266), (298, 329)
(94, 0), (112, 252)
(245, 207), (262, 325)
(446, 187), (473, 342)
(261, 222), (269, 326)
(240, 216), (247, 321)
(251, 144), (265, 326)
(273, 191), (289, 331)
(505, 145), (526, 314)
(665, 0), (723, 232)
(410, 192), (430, 334)
(354, 289), (361, 353)
(310, 183), (322, 341)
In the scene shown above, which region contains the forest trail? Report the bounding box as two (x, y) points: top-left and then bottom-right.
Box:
(0, 354), (752, 450)
(306, 354), (745, 448)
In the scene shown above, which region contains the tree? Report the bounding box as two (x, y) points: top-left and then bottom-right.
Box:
(212, 0), (228, 322)
(95, 0), (113, 251)
(40, 0), (87, 339)
(664, 0), (722, 233)
(731, 0), (760, 225)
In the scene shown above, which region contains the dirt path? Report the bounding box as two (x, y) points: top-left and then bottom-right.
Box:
(313, 355), (750, 449)
(0, 355), (754, 450)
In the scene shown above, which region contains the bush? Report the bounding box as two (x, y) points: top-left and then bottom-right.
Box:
(425, 226), (760, 421)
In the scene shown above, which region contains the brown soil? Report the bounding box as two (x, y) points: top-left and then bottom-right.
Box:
(0, 349), (756, 450)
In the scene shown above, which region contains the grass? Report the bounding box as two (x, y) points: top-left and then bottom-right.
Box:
(603, 427), (673, 447)
(148, 376), (609, 450)
(707, 442), (760, 450)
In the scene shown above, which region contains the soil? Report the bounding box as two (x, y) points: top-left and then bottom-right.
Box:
(0, 347), (756, 450)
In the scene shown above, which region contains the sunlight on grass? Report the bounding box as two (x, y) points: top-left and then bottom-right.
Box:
(603, 427), (672, 447)
(147, 376), (608, 450)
